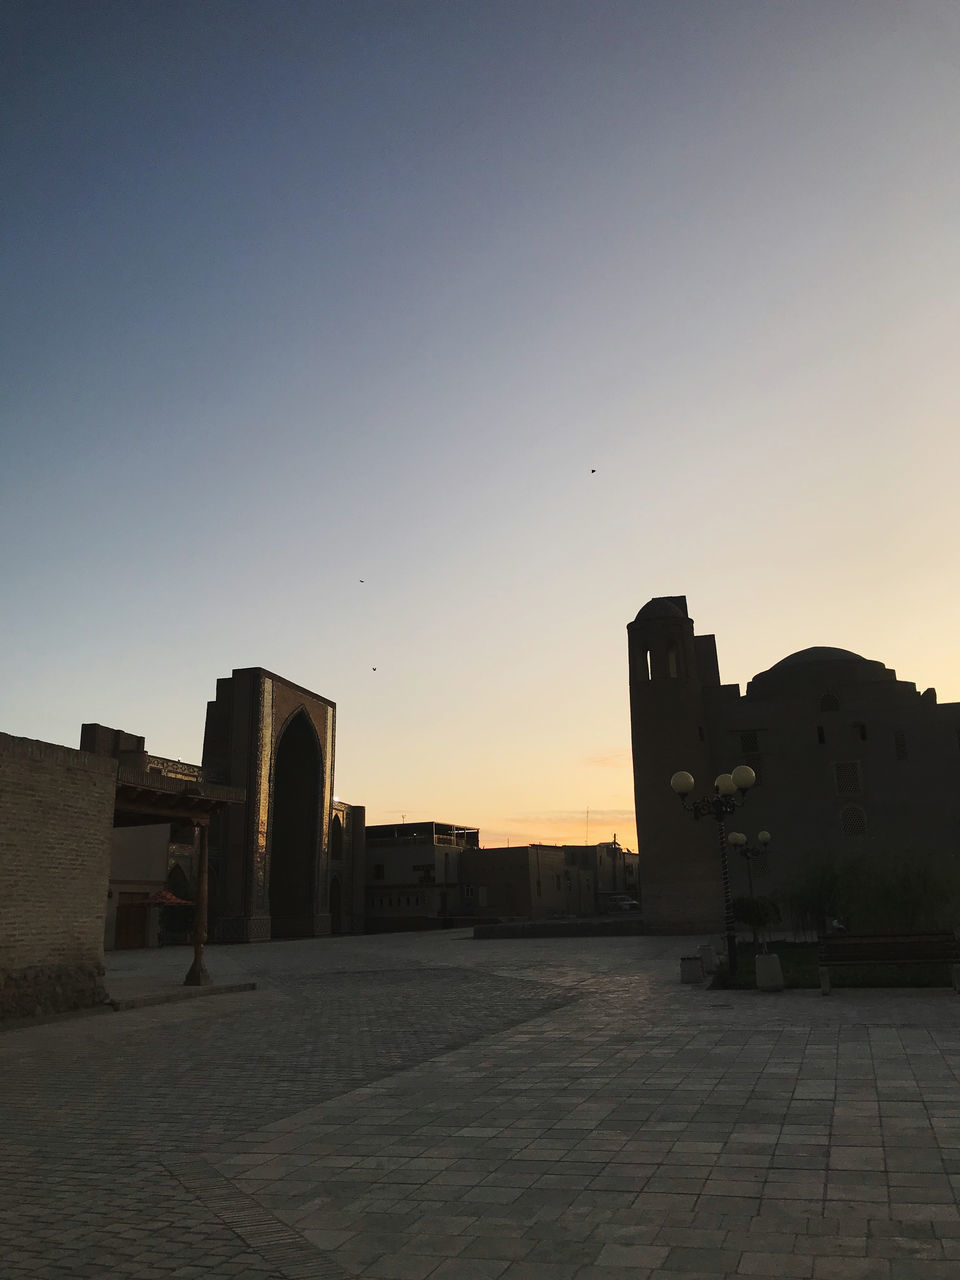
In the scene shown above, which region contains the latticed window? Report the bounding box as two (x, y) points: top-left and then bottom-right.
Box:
(894, 730), (908, 761)
(834, 761), (862, 795)
(840, 805), (867, 837)
(740, 730), (759, 754)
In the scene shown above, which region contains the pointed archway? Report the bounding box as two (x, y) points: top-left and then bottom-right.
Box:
(269, 710), (321, 937)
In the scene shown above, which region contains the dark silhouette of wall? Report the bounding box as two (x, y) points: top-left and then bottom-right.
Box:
(628, 596), (960, 933)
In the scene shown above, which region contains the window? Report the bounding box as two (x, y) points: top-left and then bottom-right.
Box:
(834, 762), (862, 795)
(463, 885), (474, 899)
(894, 730), (908, 761)
(555, 874), (561, 891)
(820, 694), (840, 712)
(739, 730), (759, 754)
(698, 725), (705, 742)
(853, 722), (867, 742)
(840, 805), (867, 837)
(536, 879), (541, 897)
(667, 640), (679, 678)
(374, 864), (384, 880)
(817, 726), (826, 745)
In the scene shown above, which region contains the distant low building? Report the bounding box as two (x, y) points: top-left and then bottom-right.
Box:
(460, 840), (638, 921)
(364, 823), (638, 928)
(365, 821), (479, 930)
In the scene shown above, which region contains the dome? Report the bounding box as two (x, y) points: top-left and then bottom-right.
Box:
(766, 646), (866, 671)
(747, 645), (892, 696)
(633, 596), (686, 622)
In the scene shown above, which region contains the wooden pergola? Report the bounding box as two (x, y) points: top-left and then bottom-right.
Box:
(113, 766), (245, 985)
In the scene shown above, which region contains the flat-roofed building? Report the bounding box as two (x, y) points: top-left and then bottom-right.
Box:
(365, 821), (478, 930)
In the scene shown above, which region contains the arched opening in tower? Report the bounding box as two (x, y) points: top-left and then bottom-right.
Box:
(269, 712), (320, 937)
(330, 812), (344, 860)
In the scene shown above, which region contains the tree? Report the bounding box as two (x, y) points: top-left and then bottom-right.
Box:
(732, 896), (781, 949)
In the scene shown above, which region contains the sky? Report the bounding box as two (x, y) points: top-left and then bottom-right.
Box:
(3, 0), (959, 850)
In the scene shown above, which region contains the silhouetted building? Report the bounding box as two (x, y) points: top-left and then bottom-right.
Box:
(628, 596), (960, 933)
(365, 821), (478, 929)
(365, 824), (638, 927)
(202, 668), (364, 941)
(460, 840), (639, 921)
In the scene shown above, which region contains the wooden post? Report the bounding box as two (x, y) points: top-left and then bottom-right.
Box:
(184, 822), (212, 985)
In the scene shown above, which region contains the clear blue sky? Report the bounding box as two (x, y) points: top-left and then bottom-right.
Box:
(3, 1), (959, 847)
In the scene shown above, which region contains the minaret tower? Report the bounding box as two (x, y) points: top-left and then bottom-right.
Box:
(627, 596), (723, 931)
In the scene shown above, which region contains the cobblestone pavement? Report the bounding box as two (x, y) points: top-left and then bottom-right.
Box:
(5, 932), (960, 1279)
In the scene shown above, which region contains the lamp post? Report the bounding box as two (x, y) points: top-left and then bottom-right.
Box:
(669, 765), (757, 975)
(184, 821), (211, 986)
(726, 830), (771, 901)
(727, 830), (772, 948)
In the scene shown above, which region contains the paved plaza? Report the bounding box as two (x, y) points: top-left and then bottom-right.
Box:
(4, 932), (960, 1279)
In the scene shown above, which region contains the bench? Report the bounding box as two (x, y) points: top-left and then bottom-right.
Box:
(818, 932), (960, 994)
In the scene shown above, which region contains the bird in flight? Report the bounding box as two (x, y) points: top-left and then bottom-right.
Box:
(372, 666), (377, 671)
(591, 469), (596, 474)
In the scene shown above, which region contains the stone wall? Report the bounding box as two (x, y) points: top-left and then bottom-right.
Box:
(0, 733), (117, 1019)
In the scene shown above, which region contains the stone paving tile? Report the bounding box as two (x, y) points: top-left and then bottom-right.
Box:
(6, 933), (960, 1277)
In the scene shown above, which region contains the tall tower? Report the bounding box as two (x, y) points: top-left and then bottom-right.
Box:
(627, 596), (723, 932)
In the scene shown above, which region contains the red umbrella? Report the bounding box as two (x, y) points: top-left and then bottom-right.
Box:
(148, 888), (194, 906)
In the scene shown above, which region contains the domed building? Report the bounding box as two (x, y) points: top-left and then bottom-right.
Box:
(627, 596), (960, 933)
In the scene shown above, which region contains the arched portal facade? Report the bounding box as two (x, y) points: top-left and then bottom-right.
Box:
(202, 668), (362, 942)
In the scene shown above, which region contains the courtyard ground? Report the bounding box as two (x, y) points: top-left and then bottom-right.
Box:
(3, 930), (960, 1279)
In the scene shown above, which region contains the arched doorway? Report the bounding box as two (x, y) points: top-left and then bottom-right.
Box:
(269, 711), (321, 937)
(330, 813), (343, 861)
(329, 875), (342, 935)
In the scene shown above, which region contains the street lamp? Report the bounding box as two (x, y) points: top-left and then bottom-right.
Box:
(669, 765), (756, 974)
(727, 830), (772, 948)
(726, 830), (771, 901)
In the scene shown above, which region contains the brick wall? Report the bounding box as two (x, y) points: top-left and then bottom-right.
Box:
(0, 732), (117, 1018)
